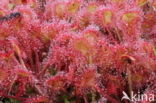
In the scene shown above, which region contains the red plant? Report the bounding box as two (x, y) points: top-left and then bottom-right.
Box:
(0, 0), (156, 103)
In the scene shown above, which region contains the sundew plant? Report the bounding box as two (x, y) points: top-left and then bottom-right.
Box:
(0, 0), (156, 103)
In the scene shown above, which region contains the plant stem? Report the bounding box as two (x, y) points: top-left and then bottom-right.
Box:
(127, 68), (132, 98)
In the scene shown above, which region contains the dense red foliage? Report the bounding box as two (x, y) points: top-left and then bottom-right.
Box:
(0, 0), (156, 103)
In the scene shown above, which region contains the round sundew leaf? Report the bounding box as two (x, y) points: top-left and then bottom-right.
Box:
(0, 10), (5, 16)
(41, 26), (57, 42)
(153, 48), (156, 56)
(0, 69), (8, 81)
(8, 3), (15, 10)
(76, 69), (97, 88)
(111, 0), (124, 3)
(141, 42), (154, 54)
(0, 33), (8, 40)
(122, 12), (138, 24)
(136, 0), (148, 6)
(47, 80), (63, 88)
(55, 4), (65, 18)
(29, 1), (36, 8)
(80, 71), (96, 87)
(16, 69), (31, 77)
(152, 1), (156, 8)
(67, 1), (80, 14)
(102, 10), (113, 25)
(83, 31), (98, 44)
(46, 76), (65, 90)
(44, 29), (56, 39)
(132, 74), (143, 83)
(73, 39), (92, 55)
(87, 4), (97, 13)
(11, 0), (25, 5)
